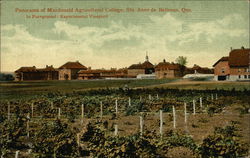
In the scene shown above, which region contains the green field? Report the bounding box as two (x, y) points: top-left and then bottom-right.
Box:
(1, 79), (250, 100)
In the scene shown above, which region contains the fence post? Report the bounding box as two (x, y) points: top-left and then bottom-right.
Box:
(58, 108), (61, 119)
(139, 96), (142, 102)
(200, 97), (203, 108)
(140, 116), (143, 136)
(8, 103), (10, 121)
(184, 103), (187, 123)
(31, 103), (34, 118)
(100, 101), (103, 119)
(149, 94), (152, 100)
(77, 133), (80, 147)
(27, 113), (30, 138)
(81, 104), (84, 119)
(15, 150), (20, 158)
(193, 100), (196, 115)
(160, 110), (163, 136)
(215, 93), (218, 100)
(173, 106), (176, 129)
(51, 101), (53, 109)
(211, 94), (214, 101)
(128, 97), (131, 106)
(115, 99), (118, 114)
(156, 94), (159, 100)
(114, 124), (118, 136)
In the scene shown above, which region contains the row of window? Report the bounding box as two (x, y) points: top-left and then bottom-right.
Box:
(238, 75), (250, 79)
(221, 68), (250, 73)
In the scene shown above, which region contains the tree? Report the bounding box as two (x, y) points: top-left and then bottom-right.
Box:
(175, 56), (187, 66)
(175, 56), (188, 76)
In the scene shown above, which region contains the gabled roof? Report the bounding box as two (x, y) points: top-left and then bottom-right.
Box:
(155, 62), (181, 70)
(229, 48), (250, 67)
(15, 66), (36, 72)
(128, 61), (154, 69)
(59, 61), (87, 69)
(213, 57), (229, 67)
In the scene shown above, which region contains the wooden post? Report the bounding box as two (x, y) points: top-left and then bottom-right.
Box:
(140, 116), (143, 135)
(215, 93), (218, 100)
(115, 99), (118, 114)
(160, 110), (163, 136)
(51, 101), (53, 109)
(15, 150), (20, 158)
(149, 94), (152, 100)
(128, 97), (131, 106)
(173, 106), (176, 129)
(184, 103), (187, 123)
(200, 97), (203, 108)
(31, 103), (34, 118)
(140, 96), (142, 102)
(8, 103), (10, 121)
(114, 124), (118, 136)
(77, 133), (80, 147)
(156, 94), (159, 100)
(81, 104), (84, 119)
(193, 100), (196, 115)
(58, 108), (61, 119)
(100, 101), (103, 119)
(211, 94), (214, 101)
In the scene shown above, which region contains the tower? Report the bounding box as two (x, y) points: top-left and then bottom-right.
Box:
(145, 51), (149, 62)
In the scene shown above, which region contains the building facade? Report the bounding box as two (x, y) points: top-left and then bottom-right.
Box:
(58, 61), (87, 80)
(155, 60), (182, 79)
(15, 65), (58, 81)
(213, 47), (250, 81)
(127, 55), (155, 78)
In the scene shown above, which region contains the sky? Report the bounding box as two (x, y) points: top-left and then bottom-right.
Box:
(1, 0), (249, 72)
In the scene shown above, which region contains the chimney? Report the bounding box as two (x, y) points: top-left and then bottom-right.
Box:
(241, 46), (244, 49)
(46, 65), (48, 68)
(88, 67), (91, 70)
(230, 47), (232, 51)
(76, 60), (79, 62)
(163, 59), (166, 63)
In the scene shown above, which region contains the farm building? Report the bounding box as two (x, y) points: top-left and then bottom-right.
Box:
(155, 59), (182, 79)
(58, 61), (87, 80)
(15, 65), (58, 81)
(127, 55), (155, 78)
(213, 47), (250, 81)
(78, 68), (128, 80)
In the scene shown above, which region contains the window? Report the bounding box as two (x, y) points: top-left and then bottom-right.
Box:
(244, 75), (247, 79)
(238, 75), (241, 79)
(248, 75), (250, 79)
(221, 68), (225, 73)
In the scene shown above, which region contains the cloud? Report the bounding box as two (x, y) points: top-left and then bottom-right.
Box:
(1, 13), (248, 71)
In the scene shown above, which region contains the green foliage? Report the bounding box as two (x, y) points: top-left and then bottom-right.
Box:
(198, 124), (248, 158)
(33, 119), (78, 157)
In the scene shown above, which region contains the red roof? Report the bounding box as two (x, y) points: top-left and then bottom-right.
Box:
(229, 48), (250, 67)
(15, 65), (57, 72)
(15, 66), (36, 72)
(128, 61), (154, 69)
(59, 61), (87, 69)
(155, 62), (181, 70)
(213, 57), (229, 67)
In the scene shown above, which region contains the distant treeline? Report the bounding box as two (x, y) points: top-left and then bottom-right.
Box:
(0, 73), (14, 81)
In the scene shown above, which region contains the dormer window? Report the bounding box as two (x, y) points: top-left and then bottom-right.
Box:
(238, 69), (241, 72)
(221, 68), (225, 73)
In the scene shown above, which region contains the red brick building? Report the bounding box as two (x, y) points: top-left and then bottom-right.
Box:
(15, 65), (58, 81)
(127, 55), (155, 78)
(155, 60), (182, 79)
(58, 61), (87, 80)
(78, 68), (128, 80)
(213, 47), (250, 81)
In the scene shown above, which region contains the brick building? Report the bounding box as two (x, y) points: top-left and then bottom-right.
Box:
(78, 68), (128, 80)
(15, 65), (58, 81)
(155, 59), (182, 79)
(58, 61), (87, 80)
(127, 55), (155, 78)
(213, 47), (250, 81)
